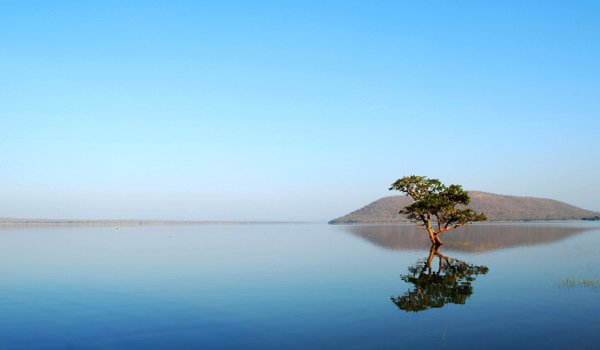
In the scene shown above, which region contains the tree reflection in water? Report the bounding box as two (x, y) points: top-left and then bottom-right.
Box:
(392, 245), (489, 312)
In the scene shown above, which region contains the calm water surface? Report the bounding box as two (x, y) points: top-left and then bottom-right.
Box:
(1, 222), (599, 349)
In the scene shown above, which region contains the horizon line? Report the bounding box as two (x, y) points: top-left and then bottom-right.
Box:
(0, 218), (321, 226)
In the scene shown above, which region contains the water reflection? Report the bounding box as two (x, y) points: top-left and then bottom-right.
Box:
(392, 245), (489, 312)
(345, 224), (592, 252)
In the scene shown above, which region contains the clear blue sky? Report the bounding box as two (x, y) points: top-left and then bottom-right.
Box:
(1, 1), (599, 221)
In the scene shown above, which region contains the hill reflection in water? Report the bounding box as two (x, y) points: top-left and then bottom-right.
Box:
(344, 224), (592, 252)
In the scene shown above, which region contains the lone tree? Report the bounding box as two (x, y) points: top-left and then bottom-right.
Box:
(391, 245), (489, 312)
(389, 176), (486, 246)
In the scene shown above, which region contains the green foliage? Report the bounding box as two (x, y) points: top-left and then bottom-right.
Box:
(389, 176), (486, 239)
(392, 253), (489, 312)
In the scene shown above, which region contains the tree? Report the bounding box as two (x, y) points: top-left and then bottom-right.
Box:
(391, 245), (489, 312)
(389, 175), (486, 246)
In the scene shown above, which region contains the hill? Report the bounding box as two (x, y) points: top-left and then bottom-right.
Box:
(329, 191), (600, 224)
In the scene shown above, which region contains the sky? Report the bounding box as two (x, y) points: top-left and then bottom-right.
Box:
(1, 1), (599, 221)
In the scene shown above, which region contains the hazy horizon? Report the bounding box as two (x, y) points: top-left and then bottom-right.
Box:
(2, 1), (599, 221)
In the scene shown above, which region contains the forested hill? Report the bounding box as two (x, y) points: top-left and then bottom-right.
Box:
(329, 191), (600, 224)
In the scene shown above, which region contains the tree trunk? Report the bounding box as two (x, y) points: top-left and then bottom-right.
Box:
(426, 245), (436, 272)
(434, 234), (443, 246)
(426, 228), (436, 245)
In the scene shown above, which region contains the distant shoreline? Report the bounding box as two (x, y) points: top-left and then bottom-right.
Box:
(328, 219), (599, 225)
(0, 219), (597, 227)
(0, 219), (315, 226)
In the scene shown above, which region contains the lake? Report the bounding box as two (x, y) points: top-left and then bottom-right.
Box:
(1, 222), (599, 349)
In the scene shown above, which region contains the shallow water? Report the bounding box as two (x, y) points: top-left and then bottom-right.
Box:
(1, 222), (599, 349)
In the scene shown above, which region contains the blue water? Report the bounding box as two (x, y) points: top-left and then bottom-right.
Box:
(1, 222), (599, 349)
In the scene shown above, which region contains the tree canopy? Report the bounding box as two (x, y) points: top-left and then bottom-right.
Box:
(392, 245), (489, 312)
(389, 176), (486, 245)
